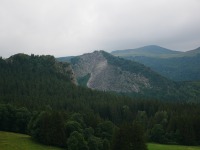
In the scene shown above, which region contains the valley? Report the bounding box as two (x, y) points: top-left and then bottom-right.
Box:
(1, 1), (199, 150)
(0, 53), (200, 150)
(58, 50), (200, 102)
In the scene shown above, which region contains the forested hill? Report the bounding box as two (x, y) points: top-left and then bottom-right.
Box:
(111, 45), (200, 81)
(111, 45), (183, 58)
(0, 53), (143, 110)
(126, 54), (200, 81)
(111, 45), (200, 58)
(1, 53), (200, 149)
(0, 53), (199, 106)
(0, 54), (79, 109)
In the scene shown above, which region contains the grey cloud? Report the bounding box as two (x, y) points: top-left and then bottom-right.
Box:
(0, 0), (200, 58)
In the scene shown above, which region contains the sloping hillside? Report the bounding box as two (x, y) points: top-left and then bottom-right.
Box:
(111, 45), (183, 58)
(111, 45), (200, 81)
(127, 54), (200, 81)
(0, 54), (77, 109)
(71, 51), (149, 93)
(70, 51), (179, 99)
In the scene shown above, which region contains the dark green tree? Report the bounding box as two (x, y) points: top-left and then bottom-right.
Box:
(28, 111), (66, 147)
(113, 122), (147, 150)
(150, 124), (165, 143)
(67, 131), (88, 150)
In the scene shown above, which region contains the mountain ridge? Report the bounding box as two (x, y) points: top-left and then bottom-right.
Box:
(69, 50), (180, 100)
(110, 45), (200, 81)
(111, 45), (183, 58)
(111, 45), (200, 58)
(1, 52), (200, 102)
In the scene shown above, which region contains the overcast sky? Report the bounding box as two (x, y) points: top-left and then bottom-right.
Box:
(0, 0), (200, 58)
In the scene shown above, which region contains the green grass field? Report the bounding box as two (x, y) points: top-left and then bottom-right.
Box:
(148, 143), (200, 150)
(1, 131), (200, 150)
(0, 131), (63, 150)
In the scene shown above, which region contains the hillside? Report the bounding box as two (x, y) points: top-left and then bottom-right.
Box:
(1, 53), (200, 149)
(111, 45), (200, 81)
(69, 51), (181, 100)
(111, 45), (183, 58)
(127, 54), (200, 81)
(0, 54), (78, 109)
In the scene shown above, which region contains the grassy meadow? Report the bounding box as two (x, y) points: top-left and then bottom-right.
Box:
(0, 131), (63, 150)
(148, 143), (200, 150)
(1, 131), (200, 150)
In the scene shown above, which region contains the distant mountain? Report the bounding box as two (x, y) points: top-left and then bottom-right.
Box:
(57, 56), (75, 63)
(127, 54), (200, 81)
(185, 47), (200, 56)
(68, 50), (181, 99)
(1, 53), (199, 104)
(111, 46), (200, 81)
(111, 45), (183, 58)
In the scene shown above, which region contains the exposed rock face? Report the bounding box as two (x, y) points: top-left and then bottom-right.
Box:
(72, 51), (151, 93)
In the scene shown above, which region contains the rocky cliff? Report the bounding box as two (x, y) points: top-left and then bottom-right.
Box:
(71, 51), (175, 94)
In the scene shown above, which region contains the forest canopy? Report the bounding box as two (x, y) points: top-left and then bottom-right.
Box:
(0, 54), (200, 149)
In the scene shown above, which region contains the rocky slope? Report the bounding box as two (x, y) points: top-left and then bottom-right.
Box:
(70, 51), (177, 95)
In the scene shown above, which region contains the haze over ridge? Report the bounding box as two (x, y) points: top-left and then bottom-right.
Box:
(0, 0), (200, 58)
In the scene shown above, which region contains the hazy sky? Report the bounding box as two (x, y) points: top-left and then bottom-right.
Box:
(0, 0), (200, 58)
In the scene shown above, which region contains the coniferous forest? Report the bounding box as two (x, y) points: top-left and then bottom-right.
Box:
(1, 54), (200, 150)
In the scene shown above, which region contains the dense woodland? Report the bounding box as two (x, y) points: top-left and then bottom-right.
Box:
(0, 54), (200, 149)
(125, 54), (200, 81)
